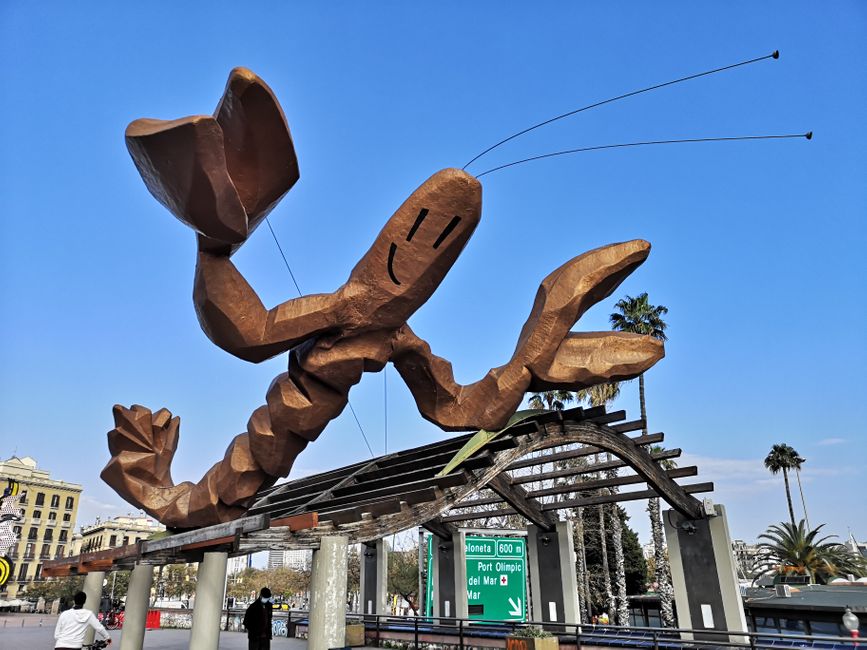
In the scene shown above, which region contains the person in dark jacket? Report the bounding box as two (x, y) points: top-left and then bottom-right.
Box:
(243, 587), (273, 650)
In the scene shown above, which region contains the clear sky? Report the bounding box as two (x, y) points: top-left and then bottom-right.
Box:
(1, 2), (864, 547)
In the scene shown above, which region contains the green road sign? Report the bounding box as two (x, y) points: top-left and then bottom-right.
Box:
(425, 534), (526, 622)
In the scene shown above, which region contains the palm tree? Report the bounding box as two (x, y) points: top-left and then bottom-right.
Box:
(577, 382), (624, 623)
(763, 444), (805, 527)
(646, 445), (676, 627)
(758, 520), (866, 584)
(609, 293), (668, 436)
(527, 390), (575, 411)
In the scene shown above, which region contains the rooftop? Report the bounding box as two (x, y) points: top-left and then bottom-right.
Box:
(744, 585), (867, 614)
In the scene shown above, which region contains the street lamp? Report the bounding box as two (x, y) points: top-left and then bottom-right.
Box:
(843, 607), (860, 639)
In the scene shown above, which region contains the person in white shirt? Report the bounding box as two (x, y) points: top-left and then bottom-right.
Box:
(54, 591), (112, 649)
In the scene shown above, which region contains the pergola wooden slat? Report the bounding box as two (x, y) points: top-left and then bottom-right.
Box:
(43, 405), (711, 575)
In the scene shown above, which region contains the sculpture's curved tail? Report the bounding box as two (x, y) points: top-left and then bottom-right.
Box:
(100, 340), (372, 529)
(100, 402), (308, 529)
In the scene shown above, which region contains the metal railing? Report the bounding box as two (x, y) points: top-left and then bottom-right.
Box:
(285, 612), (862, 650)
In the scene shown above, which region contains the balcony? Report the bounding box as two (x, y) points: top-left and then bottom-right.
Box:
(46, 520), (57, 527)
(23, 553), (35, 561)
(61, 521), (71, 528)
(30, 518), (42, 525)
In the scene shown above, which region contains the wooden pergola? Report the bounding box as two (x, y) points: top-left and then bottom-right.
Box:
(43, 406), (711, 577)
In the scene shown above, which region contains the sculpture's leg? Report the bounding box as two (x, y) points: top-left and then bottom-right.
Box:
(391, 240), (664, 432)
(193, 251), (347, 362)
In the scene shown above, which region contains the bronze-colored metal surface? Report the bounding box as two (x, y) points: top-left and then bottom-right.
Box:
(104, 67), (665, 528)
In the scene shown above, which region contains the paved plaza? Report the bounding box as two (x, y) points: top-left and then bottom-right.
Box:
(0, 615), (314, 649)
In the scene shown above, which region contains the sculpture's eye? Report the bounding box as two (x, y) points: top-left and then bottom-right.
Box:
(406, 208), (428, 241)
(433, 216), (461, 249)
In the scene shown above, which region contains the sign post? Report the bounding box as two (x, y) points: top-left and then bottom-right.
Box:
(425, 534), (526, 622)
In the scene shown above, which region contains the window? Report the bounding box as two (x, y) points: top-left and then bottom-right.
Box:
(754, 616), (780, 634)
(63, 513), (71, 522)
(55, 545), (65, 559)
(17, 563), (29, 581)
(33, 510), (42, 520)
(19, 490), (27, 503)
(24, 543), (35, 559)
(28, 527), (38, 540)
(50, 494), (60, 508)
(35, 492), (45, 506)
(109, 535), (117, 547)
(48, 511), (57, 521)
(809, 621), (843, 637)
(65, 496), (74, 510)
(122, 536), (129, 546)
(43, 529), (53, 541)
(781, 618), (807, 634)
(59, 530), (68, 542)
(13, 525), (21, 536)
(34, 564), (43, 580)
(40, 543), (51, 558)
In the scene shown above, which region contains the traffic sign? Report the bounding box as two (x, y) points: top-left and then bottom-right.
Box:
(425, 534), (526, 622)
(465, 535), (526, 621)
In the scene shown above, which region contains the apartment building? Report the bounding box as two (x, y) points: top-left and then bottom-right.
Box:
(73, 514), (164, 554)
(0, 456), (83, 598)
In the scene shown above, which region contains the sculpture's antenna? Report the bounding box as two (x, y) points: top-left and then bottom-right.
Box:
(264, 215), (376, 458)
(473, 132), (811, 178)
(462, 50), (781, 170)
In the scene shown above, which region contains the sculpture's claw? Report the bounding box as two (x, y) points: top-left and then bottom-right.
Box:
(515, 239), (651, 373)
(529, 331), (664, 391)
(103, 404), (180, 490)
(215, 67), (299, 231)
(125, 68), (298, 254)
(125, 116), (249, 245)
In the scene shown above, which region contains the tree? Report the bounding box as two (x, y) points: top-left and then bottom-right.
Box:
(610, 293), (671, 625)
(763, 444), (804, 527)
(646, 445), (676, 627)
(162, 563), (197, 600)
(23, 576), (83, 605)
(388, 547), (421, 614)
(609, 292), (668, 437)
(758, 520), (866, 584)
(582, 506), (647, 613)
(527, 390), (574, 411)
(576, 382), (625, 623)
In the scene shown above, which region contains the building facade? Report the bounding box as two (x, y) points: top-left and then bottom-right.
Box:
(0, 456), (82, 598)
(267, 549), (311, 571)
(227, 554), (252, 575)
(73, 514), (164, 555)
(732, 538), (762, 579)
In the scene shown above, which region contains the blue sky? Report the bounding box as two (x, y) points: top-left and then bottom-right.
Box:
(1, 2), (864, 546)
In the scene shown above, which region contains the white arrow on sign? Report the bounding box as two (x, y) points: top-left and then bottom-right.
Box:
(508, 597), (522, 617)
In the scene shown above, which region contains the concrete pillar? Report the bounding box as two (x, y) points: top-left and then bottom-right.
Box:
(431, 531), (467, 622)
(309, 535), (348, 650)
(664, 504), (747, 640)
(527, 520), (580, 627)
(82, 570), (106, 646)
(189, 552), (228, 650)
(360, 539), (388, 618)
(120, 563), (154, 650)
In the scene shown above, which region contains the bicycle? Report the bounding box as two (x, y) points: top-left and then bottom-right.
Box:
(84, 640), (111, 649)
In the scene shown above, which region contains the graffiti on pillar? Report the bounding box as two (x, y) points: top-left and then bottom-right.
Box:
(159, 611), (193, 629)
(272, 617), (288, 637)
(0, 480), (23, 588)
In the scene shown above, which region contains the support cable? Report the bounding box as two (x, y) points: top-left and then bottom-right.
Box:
(265, 216), (375, 457)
